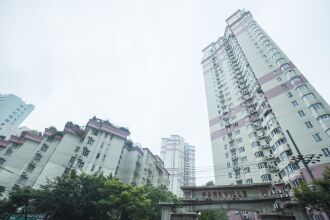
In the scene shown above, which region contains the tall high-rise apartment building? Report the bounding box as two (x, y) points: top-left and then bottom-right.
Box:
(0, 94), (34, 138)
(161, 135), (195, 196)
(202, 9), (330, 187)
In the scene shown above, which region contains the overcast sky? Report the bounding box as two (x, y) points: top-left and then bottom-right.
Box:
(1, 0), (329, 185)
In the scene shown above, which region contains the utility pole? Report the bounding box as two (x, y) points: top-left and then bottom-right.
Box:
(286, 130), (321, 182)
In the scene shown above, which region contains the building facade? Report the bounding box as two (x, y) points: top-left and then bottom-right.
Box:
(161, 135), (196, 197)
(202, 9), (330, 188)
(0, 117), (169, 195)
(0, 94), (34, 138)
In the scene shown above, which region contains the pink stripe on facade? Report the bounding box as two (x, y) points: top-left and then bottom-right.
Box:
(301, 162), (330, 182)
(264, 76), (307, 100)
(64, 124), (85, 136)
(210, 75), (308, 140)
(258, 62), (295, 85)
(264, 82), (294, 100)
(44, 128), (57, 136)
(87, 120), (129, 139)
(209, 103), (243, 127)
(0, 139), (9, 148)
(24, 132), (43, 143)
(9, 135), (26, 145)
(211, 118), (246, 140)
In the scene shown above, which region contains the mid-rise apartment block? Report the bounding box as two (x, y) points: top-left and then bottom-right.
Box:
(161, 135), (195, 197)
(0, 117), (169, 195)
(0, 94), (34, 138)
(202, 9), (330, 188)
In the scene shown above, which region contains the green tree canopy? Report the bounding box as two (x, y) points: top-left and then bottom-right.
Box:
(0, 171), (177, 220)
(293, 166), (330, 216)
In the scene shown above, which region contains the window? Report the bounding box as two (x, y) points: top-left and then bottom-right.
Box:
(17, 175), (27, 184)
(276, 77), (282, 82)
(281, 84), (288, 90)
(290, 77), (302, 86)
(309, 103), (324, 113)
(69, 156), (75, 163)
(96, 153), (100, 159)
(47, 136), (54, 143)
(244, 167), (250, 173)
(41, 144), (48, 152)
(272, 52), (281, 60)
(287, 92), (293, 98)
(74, 146), (80, 152)
(239, 147), (245, 152)
(302, 93), (316, 104)
(235, 130), (240, 135)
(241, 156), (247, 163)
(291, 100), (299, 107)
(225, 153), (229, 159)
(261, 174), (272, 182)
(296, 84), (309, 94)
(0, 157), (5, 165)
(34, 153), (42, 161)
(312, 133), (322, 142)
(77, 160), (85, 169)
(227, 162), (231, 168)
(82, 148), (90, 157)
(305, 121), (313, 129)
(87, 137), (94, 145)
(298, 110), (305, 117)
(280, 63), (290, 72)
(5, 148), (13, 156)
(251, 141), (260, 148)
(276, 58), (286, 66)
(321, 148), (330, 157)
(246, 179), (253, 184)
(26, 163), (35, 173)
(317, 114), (330, 123)
(258, 162), (268, 169)
(255, 151), (264, 157)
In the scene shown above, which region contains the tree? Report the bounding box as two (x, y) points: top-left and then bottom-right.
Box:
(99, 178), (151, 220)
(199, 181), (228, 220)
(293, 166), (330, 217)
(0, 171), (177, 220)
(142, 183), (179, 220)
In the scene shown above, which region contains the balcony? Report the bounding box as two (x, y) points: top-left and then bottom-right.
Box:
(264, 154), (274, 160)
(268, 166), (279, 172)
(233, 165), (241, 170)
(319, 119), (330, 131)
(262, 145), (271, 149)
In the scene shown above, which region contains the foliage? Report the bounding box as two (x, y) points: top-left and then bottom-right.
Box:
(205, 180), (215, 187)
(198, 181), (228, 220)
(0, 171), (177, 220)
(142, 182), (179, 220)
(293, 166), (330, 216)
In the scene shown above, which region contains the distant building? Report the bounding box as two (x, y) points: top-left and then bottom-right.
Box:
(161, 135), (195, 197)
(0, 94), (34, 139)
(0, 117), (169, 196)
